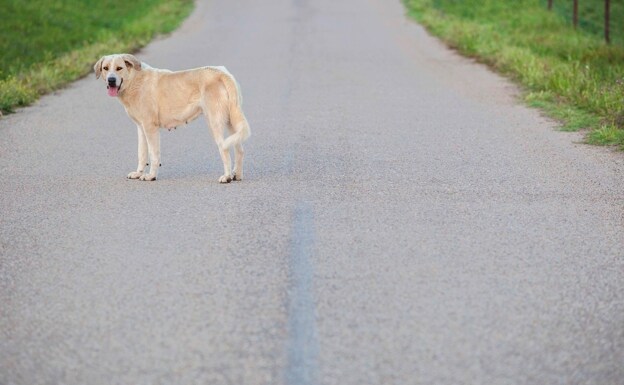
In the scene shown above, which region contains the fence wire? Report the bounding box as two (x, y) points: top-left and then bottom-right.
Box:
(546, 0), (623, 45)
(431, 0), (622, 45)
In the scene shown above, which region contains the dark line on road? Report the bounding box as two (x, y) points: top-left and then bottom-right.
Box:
(285, 201), (319, 385)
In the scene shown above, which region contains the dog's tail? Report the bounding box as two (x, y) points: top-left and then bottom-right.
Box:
(220, 72), (250, 149)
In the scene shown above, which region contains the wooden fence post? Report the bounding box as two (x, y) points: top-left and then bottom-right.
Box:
(573, 0), (578, 28)
(548, 0), (553, 11)
(605, 0), (611, 43)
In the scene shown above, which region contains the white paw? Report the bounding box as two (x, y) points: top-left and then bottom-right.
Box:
(127, 171), (143, 179)
(218, 174), (233, 184)
(232, 172), (242, 181)
(140, 174), (157, 181)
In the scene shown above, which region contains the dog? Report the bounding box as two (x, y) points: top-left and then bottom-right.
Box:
(94, 53), (250, 182)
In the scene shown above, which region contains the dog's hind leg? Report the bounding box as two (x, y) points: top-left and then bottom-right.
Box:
(226, 123), (245, 181)
(206, 107), (233, 184)
(233, 142), (244, 181)
(219, 73), (250, 181)
(221, 113), (249, 182)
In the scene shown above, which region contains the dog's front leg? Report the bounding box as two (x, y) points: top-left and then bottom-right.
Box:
(140, 125), (160, 181)
(128, 124), (149, 179)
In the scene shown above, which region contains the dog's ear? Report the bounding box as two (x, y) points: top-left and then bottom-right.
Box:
(122, 54), (142, 71)
(94, 56), (105, 79)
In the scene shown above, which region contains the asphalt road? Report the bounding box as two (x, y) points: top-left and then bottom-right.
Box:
(1, 0), (624, 384)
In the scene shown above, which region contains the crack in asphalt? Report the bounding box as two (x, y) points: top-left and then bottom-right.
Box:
(285, 201), (319, 385)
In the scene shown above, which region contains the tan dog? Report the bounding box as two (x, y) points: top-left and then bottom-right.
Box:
(94, 54), (250, 182)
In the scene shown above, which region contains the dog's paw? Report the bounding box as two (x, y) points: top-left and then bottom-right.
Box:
(127, 171), (143, 179)
(232, 173), (242, 181)
(140, 174), (157, 181)
(218, 174), (233, 184)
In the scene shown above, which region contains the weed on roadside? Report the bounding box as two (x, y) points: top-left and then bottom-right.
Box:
(404, 0), (624, 148)
(0, 0), (193, 114)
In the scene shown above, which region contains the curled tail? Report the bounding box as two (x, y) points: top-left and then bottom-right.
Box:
(220, 72), (250, 149)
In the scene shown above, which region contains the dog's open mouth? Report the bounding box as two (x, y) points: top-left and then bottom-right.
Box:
(107, 79), (123, 97)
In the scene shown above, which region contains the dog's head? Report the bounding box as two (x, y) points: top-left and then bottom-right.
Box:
(94, 54), (142, 97)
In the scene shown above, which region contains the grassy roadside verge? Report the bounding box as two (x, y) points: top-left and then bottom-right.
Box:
(0, 0), (193, 115)
(403, 0), (624, 148)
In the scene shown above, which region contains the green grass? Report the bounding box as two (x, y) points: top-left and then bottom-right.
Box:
(0, 0), (194, 114)
(404, 0), (624, 148)
(545, 0), (624, 46)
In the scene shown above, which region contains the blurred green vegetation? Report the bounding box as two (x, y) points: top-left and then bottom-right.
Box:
(405, 0), (624, 148)
(544, 0), (624, 45)
(0, 0), (193, 113)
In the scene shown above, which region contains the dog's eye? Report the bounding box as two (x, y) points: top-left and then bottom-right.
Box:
(116, 66), (123, 71)
(103, 66), (108, 71)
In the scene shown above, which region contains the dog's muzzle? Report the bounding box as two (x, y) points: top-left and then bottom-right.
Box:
(107, 77), (122, 97)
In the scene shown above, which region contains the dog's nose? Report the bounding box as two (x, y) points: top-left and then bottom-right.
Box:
(107, 77), (116, 85)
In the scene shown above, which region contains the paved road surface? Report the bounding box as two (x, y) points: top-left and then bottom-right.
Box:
(2, 0), (623, 384)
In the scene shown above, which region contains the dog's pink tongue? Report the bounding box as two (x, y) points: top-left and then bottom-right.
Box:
(107, 86), (118, 97)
